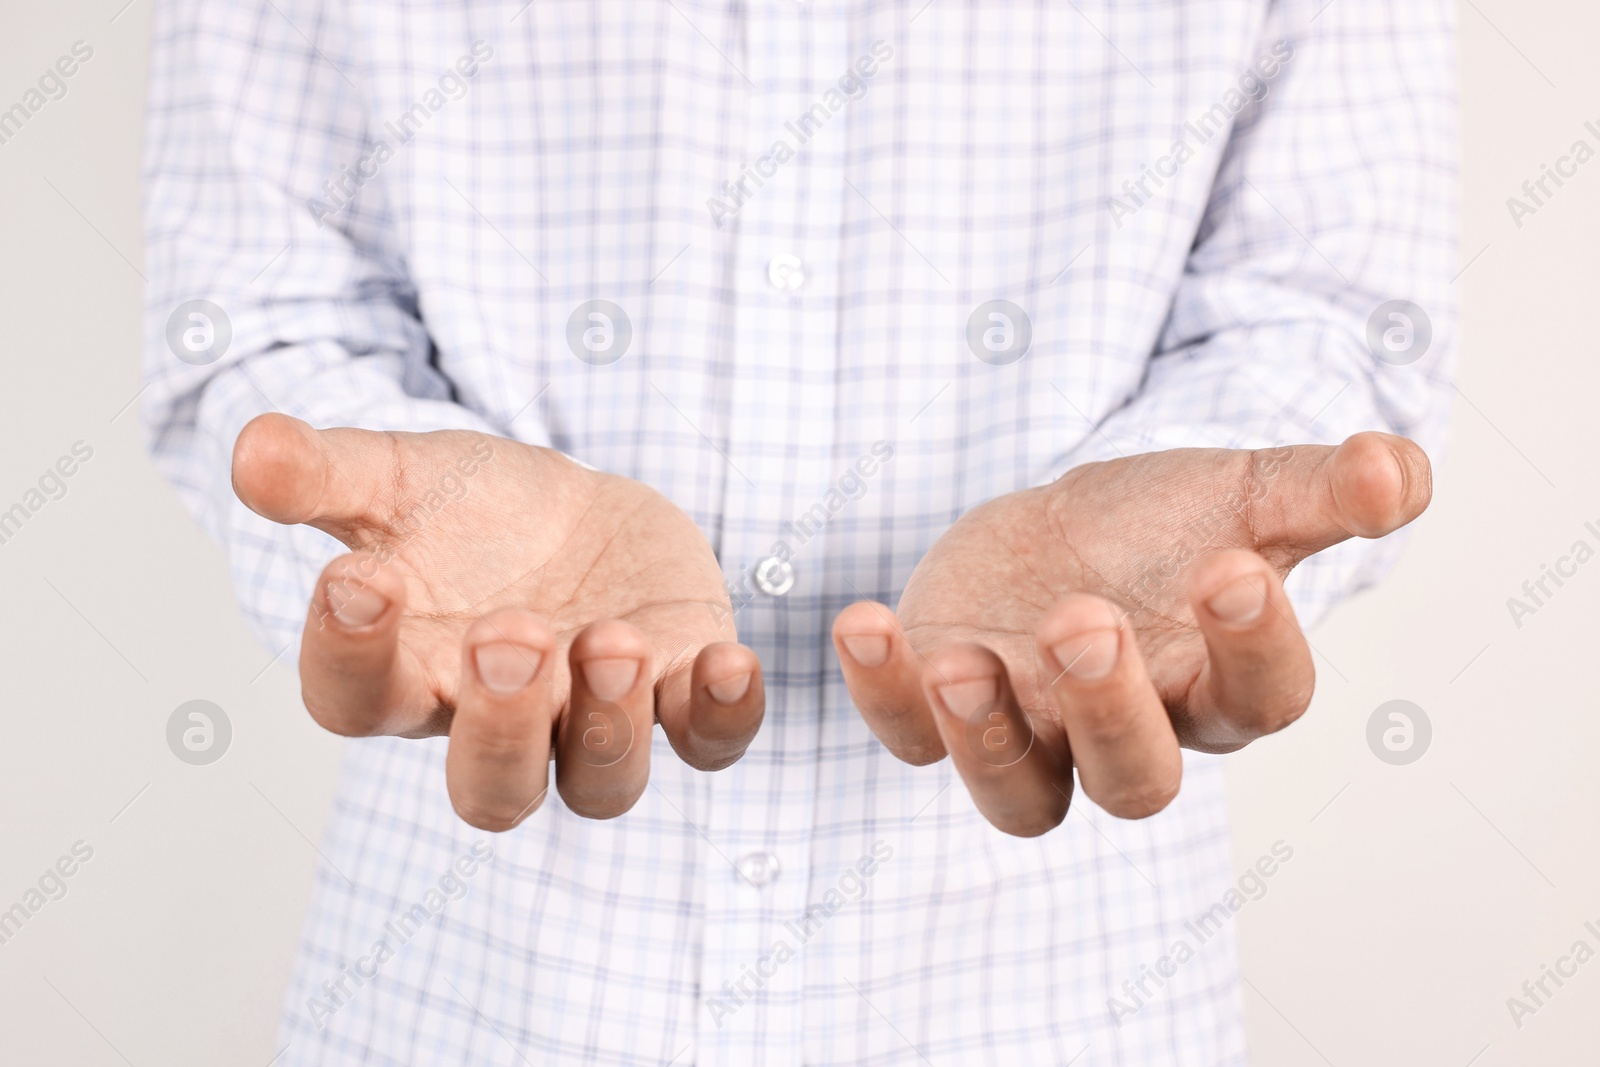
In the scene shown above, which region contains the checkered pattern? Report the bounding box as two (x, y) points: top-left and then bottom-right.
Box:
(141, 0), (1457, 1063)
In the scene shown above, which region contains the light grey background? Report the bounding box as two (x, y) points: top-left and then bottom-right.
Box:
(0, 2), (1594, 1063)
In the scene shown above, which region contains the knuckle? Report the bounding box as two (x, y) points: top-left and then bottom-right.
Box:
(1070, 699), (1143, 747)
(1232, 680), (1315, 739)
(1258, 703), (1309, 738)
(1274, 680), (1316, 731)
(854, 697), (945, 764)
(465, 718), (537, 760)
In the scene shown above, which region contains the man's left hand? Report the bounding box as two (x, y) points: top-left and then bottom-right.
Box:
(831, 433), (1432, 836)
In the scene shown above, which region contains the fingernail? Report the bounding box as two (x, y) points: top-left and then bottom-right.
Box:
(937, 677), (997, 720)
(841, 634), (889, 668)
(473, 643), (542, 694)
(329, 582), (388, 628)
(1206, 574), (1268, 625)
(1051, 629), (1119, 681)
(581, 657), (640, 701)
(706, 672), (752, 705)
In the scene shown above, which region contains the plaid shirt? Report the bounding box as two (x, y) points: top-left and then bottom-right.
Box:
(141, 0), (1457, 1063)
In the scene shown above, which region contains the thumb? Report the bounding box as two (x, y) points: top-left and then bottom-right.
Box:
(231, 413), (401, 540)
(1248, 431), (1433, 564)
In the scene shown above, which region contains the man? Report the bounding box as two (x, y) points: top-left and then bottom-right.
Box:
(142, 0), (1455, 1062)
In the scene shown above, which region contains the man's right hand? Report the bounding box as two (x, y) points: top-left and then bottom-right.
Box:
(231, 413), (764, 831)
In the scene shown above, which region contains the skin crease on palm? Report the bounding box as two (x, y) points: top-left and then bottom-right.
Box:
(232, 413), (1431, 839)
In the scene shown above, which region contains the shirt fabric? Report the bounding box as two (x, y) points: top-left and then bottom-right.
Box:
(141, 0), (1458, 1063)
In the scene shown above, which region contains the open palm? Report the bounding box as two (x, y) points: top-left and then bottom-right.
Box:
(833, 434), (1431, 836)
(232, 414), (764, 829)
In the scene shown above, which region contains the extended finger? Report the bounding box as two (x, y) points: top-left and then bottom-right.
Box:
(656, 641), (764, 772)
(555, 620), (655, 819)
(922, 643), (1071, 837)
(1038, 594), (1182, 820)
(832, 601), (944, 765)
(300, 552), (434, 737)
(1179, 548), (1315, 751)
(232, 412), (411, 544)
(446, 610), (558, 831)
(1246, 432), (1433, 565)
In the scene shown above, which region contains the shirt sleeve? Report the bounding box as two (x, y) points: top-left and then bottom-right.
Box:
(1055, 0), (1459, 626)
(141, 0), (541, 655)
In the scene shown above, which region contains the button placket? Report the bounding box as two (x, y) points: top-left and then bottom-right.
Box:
(695, 5), (854, 1064)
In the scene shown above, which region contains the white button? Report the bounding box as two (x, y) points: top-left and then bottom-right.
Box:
(736, 851), (781, 888)
(753, 556), (795, 596)
(767, 253), (805, 290)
